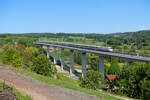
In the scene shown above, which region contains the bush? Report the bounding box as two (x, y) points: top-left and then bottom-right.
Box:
(23, 47), (39, 68)
(79, 70), (103, 90)
(2, 49), (22, 67)
(11, 52), (22, 67)
(112, 62), (150, 99)
(140, 80), (150, 100)
(89, 55), (98, 71)
(74, 51), (81, 65)
(32, 54), (57, 77)
(108, 59), (120, 75)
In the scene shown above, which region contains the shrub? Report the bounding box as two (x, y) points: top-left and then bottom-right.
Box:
(89, 55), (98, 71)
(140, 80), (150, 100)
(2, 49), (22, 67)
(11, 52), (22, 67)
(112, 62), (150, 99)
(74, 51), (81, 65)
(23, 47), (39, 68)
(32, 54), (57, 77)
(108, 59), (120, 75)
(79, 70), (103, 90)
(2, 49), (15, 64)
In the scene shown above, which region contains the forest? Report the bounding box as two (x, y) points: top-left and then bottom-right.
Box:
(0, 30), (150, 100)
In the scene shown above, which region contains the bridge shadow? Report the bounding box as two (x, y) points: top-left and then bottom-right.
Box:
(49, 56), (81, 77)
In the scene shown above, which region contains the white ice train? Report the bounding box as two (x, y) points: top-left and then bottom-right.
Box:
(65, 43), (114, 52)
(97, 46), (113, 52)
(86, 45), (113, 52)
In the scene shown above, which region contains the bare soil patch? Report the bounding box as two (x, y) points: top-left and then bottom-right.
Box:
(0, 90), (16, 100)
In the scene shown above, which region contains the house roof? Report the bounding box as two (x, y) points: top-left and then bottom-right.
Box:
(106, 74), (117, 82)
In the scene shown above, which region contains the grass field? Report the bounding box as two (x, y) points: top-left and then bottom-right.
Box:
(0, 82), (32, 100)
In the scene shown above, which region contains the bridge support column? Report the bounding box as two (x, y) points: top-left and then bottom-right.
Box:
(47, 46), (50, 59)
(61, 48), (65, 70)
(54, 47), (57, 64)
(99, 56), (104, 80)
(82, 52), (86, 77)
(70, 50), (75, 74)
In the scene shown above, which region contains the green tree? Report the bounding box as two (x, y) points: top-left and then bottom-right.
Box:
(11, 51), (22, 67)
(17, 38), (35, 47)
(74, 51), (81, 65)
(2, 49), (22, 67)
(113, 62), (150, 99)
(23, 47), (39, 69)
(89, 55), (98, 71)
(140, 80), (150, 100)
(79, 70), (103, 90)
(108, 59), (120, 75)
(32, 54), (57, 77)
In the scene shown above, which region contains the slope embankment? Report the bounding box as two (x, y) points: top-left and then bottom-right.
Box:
(0, 65), (105, 100)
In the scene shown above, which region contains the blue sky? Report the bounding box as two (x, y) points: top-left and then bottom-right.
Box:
(0, 0), (150, 33)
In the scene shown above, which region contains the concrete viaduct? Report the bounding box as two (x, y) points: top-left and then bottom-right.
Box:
(35, 41), (150, 77)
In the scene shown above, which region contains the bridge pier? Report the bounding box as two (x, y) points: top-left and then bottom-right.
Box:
(61, 48), (65, 70)
(82, 52), (86, 77)
(99, 56), (104, 80)
(70, 50), (75, 74)
(47, 46), (50, 59)
(54, 47), (57, 64)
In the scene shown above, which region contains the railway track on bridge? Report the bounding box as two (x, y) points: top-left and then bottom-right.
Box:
(35, 41), (150, 62)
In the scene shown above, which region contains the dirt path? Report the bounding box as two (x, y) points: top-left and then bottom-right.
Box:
(0, 65), (105, 100)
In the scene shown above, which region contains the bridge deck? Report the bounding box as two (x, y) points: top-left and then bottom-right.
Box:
(35, 41), (150, 62)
